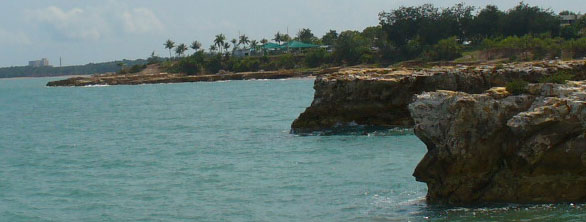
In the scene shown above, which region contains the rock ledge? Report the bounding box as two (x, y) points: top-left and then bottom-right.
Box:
(291, 60), (586, 134)
(409, 81), (586, 204)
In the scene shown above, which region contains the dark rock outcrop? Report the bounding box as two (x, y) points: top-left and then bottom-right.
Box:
(409, 81), (586, 204)
(291, 60), (586, 134)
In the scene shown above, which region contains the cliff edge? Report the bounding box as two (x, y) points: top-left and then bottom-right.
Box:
(409, 81), (586, 204)
(291, 60), (586, 134)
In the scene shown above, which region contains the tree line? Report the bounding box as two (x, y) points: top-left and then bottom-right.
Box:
(4, 2), (585, 78)
(377, 2), (584, 61)
(0, 59), (147, 78)
(158, 2), (586, 76)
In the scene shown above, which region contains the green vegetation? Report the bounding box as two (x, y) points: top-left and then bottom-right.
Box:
(304, 49), (331, 68)
(333, 31), (370, 65)
(563, 38), (586, 58)
(6, 2), (585, 79)
(539, 70), (575, 84)
(155, 2), (585, 76)
(175, 44), (188, 57)
(377, 2), (578, 62)
(164, 39), (175, 58)
(475, 34), (586, 60)
(506, 79), (529, 95)
(118, 64), (147, 74)
(426, 37), (463, 61)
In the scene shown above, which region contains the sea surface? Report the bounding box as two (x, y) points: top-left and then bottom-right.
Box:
(0, 77), (584, 221)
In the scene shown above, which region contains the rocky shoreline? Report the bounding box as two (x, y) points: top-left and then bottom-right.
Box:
(292, 59), (586, 204)
(46, 65), (340, 87)
(410, 82), (586, 204)
(291, 60), (586, 134)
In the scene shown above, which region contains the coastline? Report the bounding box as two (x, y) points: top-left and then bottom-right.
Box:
(46, 65), (336, 87)
(291, 59), (586, 204)
(1, 74), (91, 80)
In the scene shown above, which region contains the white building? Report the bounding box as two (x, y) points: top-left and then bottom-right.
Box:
(560, 14), (584, 26)
(233, 48), (253, 57)
(29, 58), (50, 67)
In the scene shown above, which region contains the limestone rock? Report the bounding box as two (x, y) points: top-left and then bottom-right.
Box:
(292, 60), (586, 134)
(409, 81), (586, 204)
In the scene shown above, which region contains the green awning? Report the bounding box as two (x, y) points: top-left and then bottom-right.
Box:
(283, 41), (320, 49)
(262, 41), (320, 50)
(262, 43), (281, 49)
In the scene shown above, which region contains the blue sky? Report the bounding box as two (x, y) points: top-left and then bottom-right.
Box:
(0, 0), (584, 67)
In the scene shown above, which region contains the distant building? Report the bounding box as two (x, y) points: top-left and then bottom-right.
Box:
(29, 58), (50, 67)
(560, 14), (584, 26)
(233, 48), (252, 57)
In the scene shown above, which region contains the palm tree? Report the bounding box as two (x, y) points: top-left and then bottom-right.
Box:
(214, 34), (226, 53)
(223, 42), (231, 54)
(190, 41), (202, 52)
(164, 39), (175, 58)
(274, 32), (282, 45)
(260, 38), (268, 44)
(249, 40), (259, 55)
(231, 38), (238, 50)
(210, 45), (217, 53)
(239, 34), (250, 48)
(250, 40), (258, 50)
(175, 43), (188, 57)
(281, 34), (291, 43)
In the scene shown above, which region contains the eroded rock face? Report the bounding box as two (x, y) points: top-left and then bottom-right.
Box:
(409, 81), (586, 204)
(291, 60), (586, 134)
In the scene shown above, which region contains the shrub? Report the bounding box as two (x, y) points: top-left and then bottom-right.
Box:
(333, 31), (369, 65)
(129, 64), (147, 73)
(427, 37), (462, 61)
(166, 51), (206, 75)
(159, 61), (174, 70)
(205, 54), (223, 74)
(147, 53), (162, 65)
(118, 64), (147, 74)
(539, 70), (574, 84)
(506, 79), (529, 95)
(304, 49), (329, 68)
(231, 57), (261, 72)
(563, 37), (586, 58)
(276, 54), (296, 69)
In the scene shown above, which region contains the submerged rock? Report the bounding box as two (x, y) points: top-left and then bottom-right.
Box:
(409, 81), (586, 204)
(291, 60), (586, 134)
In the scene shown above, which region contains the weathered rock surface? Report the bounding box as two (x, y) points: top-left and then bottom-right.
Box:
(291, 60), (586, 134)
(409, 81), (586, 204)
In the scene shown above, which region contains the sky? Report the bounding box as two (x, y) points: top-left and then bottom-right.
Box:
(0, 0), (584, 67)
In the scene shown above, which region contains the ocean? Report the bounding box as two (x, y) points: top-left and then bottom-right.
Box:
(0, 77), (584, 221)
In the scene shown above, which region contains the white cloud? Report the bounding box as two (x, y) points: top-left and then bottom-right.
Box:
(26, 6), (106, 41)
(122, 8), (164, 34)
(0, 27), (31, 45)
(25, 5), (165, 41)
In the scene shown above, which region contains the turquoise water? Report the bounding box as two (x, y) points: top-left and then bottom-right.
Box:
(0, 78), (584, 221)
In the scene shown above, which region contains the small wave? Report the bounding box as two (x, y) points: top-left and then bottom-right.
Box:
(293, 126), (414, 136)
(397, 196), (427, 206)
(83, 84), (110, 87)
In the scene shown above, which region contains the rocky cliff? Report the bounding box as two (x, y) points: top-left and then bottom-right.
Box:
(409, 81), (586, 204)
(291, 60), (586, 134)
